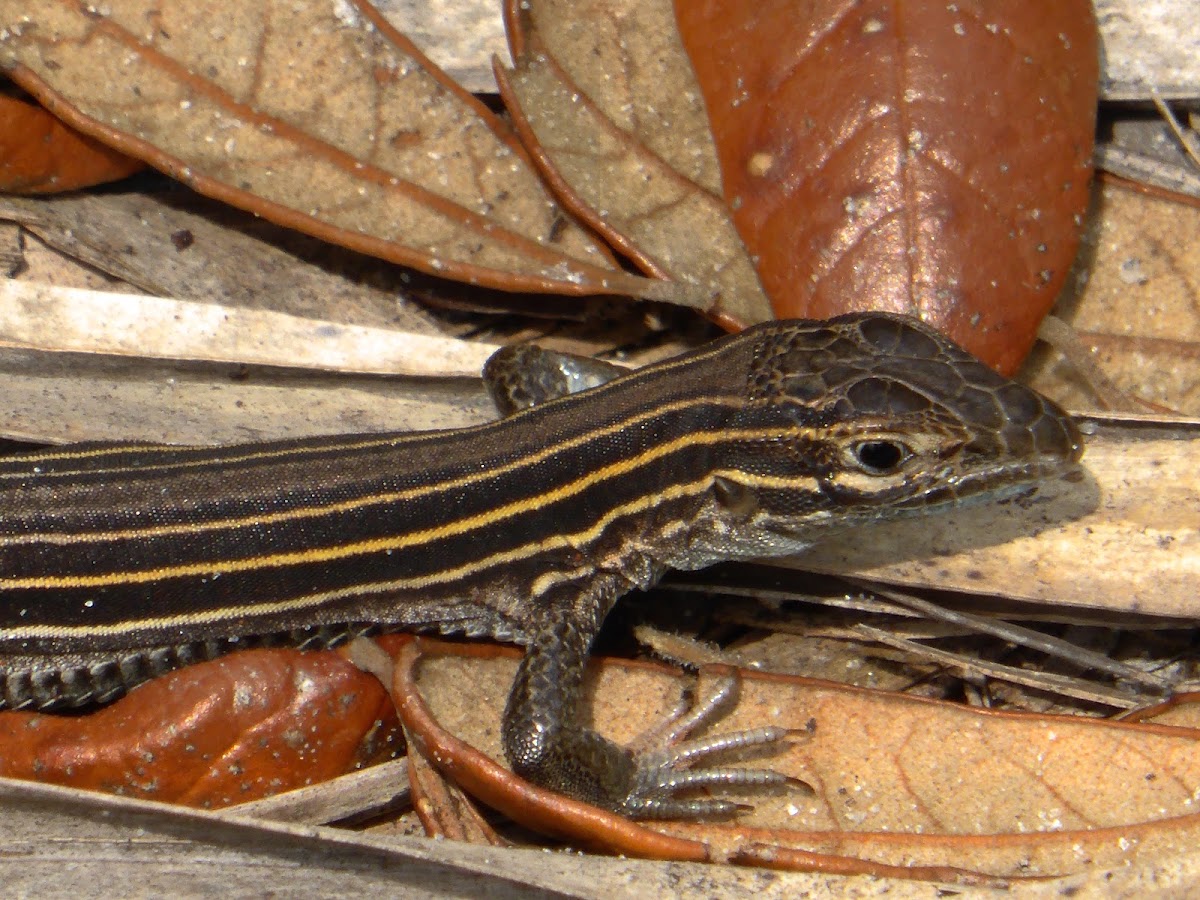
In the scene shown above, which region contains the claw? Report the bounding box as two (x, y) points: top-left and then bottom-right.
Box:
(615, 672), (808, 819)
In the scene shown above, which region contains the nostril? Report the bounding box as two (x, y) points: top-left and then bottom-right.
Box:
(1030, 410), (1084, 462)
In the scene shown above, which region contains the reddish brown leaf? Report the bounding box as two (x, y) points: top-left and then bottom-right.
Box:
(0, 0), (687, 303)
(403, 720), (509, 845)
(675, 1), (1099, 373)
(0, 649), (400, 808)
(0, 89), (143, 192)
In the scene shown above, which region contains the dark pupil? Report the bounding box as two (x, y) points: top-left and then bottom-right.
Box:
(856, 441), (904, 473)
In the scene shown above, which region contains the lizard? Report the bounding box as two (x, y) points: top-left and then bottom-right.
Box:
(0, 312), (1082, 816)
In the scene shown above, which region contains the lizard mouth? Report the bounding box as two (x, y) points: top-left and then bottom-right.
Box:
(904, 452), (1083, 511)
(898, 400), (1086, 511)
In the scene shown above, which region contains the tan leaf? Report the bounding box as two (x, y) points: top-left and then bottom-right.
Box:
(497, 0), (774, 328)
(407, 638), (1200, 878)
(0, 0), (679, 300)
(1030, 181), (1200, 415)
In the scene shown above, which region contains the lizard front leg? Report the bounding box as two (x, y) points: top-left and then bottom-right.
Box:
(501, 578), (790, 818)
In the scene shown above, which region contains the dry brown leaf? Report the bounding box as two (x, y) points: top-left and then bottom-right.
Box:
(396, 639), (986, 881)
(497, 0), (773, 329)
(410, 639), (1200, 878)
(0, 649), (401, 809)
(0, 0), (686, 302)
(674, 1), (1097, 375)
(0, 189), (444, 334)
(1038, 181), (1200, 414)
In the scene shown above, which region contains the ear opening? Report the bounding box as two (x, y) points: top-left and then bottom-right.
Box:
(712, 475), (759, 517)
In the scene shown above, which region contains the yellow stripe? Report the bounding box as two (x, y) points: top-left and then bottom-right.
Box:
(0, 396), (747, 546)
(0, 468), (821, 641)
(2, 427), (811, 589)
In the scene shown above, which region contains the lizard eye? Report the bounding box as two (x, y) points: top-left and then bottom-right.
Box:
(851, 440), (911, 475)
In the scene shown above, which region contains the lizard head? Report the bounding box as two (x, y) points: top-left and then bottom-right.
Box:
(713, 312), (1083, 545)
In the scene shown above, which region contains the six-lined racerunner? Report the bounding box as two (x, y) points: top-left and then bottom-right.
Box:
(0, 312), (1082, 817)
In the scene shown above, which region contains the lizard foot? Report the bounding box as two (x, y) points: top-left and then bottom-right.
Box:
(617, 671), (807, 819)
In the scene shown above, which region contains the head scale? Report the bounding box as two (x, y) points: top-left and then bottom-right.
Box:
(714, 313), (1082, 545)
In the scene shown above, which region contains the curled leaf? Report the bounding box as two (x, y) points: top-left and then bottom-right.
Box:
(498, 0), (774, 328)
(0, 88), (143, 192)
(0, 0), (671, 299)
(406, 637), (1200, 878)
